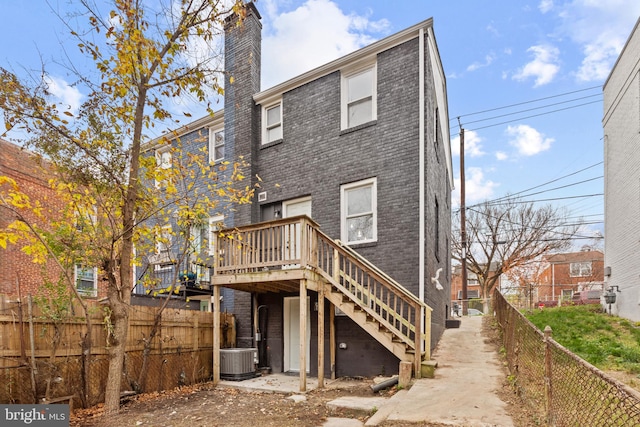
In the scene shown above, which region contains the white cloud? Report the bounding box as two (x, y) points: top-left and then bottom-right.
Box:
(261, 0), (390, 88)
(575, 31), (626, 82)
(538, 0), (554, 13)
(496, 151), (508, 161)
(555, 0), (640, 82)
(451, 130), (485, 157)
(453, 167), (499, 207)
(513, 45), (560, 87)
(506, 124), (553, 156)
(43, 76), (83, 114)
(466, 53), (496, 72)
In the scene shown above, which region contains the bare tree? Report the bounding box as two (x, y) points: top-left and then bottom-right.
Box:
(452, 196), (580, 312)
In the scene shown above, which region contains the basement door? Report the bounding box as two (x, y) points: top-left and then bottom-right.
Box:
(284, 296), (311, 372)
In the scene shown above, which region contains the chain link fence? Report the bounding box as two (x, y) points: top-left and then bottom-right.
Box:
(493, 290), (640, 426)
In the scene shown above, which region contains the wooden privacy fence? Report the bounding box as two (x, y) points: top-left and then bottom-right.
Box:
(0, 295), (235, 407)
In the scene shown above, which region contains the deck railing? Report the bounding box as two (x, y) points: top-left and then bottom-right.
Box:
(214, 216), (429, 361)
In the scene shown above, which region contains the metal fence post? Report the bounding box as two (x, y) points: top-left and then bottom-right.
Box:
(544, 325), (554, 426)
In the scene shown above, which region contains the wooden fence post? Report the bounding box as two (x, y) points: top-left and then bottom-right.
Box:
(544, 325), (553, 426)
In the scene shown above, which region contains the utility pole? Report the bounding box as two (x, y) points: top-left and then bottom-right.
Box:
(459, 122), (468, 315)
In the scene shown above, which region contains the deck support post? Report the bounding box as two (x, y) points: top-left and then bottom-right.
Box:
(213, 285), (221, 385)
(317, 282), (325, 388)
(414, 304), (422, 379)
(330, 299), (336, 379)
(299, 279), (308, 392)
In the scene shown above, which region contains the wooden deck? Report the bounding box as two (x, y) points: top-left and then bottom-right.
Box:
(210, 215), (431, 391)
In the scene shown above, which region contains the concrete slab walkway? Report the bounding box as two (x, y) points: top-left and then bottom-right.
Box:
(365, 315), (514, 426)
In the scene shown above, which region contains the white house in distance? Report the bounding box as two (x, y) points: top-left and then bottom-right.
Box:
(603, 17), (640, 321)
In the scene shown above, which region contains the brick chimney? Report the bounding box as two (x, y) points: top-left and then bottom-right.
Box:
(224, 1), (261, 226)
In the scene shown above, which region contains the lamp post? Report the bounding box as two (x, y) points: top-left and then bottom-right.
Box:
(604, 286), (620, 315)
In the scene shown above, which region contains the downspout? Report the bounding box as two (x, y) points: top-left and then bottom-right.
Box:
(418, 27), (426, 351)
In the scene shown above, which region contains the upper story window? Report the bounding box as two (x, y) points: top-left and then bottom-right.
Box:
(570, 261), (592, 277)
(262, 102), (282, 144)
(154, 224), (174, 271)
(341, 62), (377, 130)
(341, 177), (377, 245)
(434, 107), (440, 162)
(75, 265), (97, 298)
(155, 147), (172, 189)
(156, 147), (172, 169)
(209, 128), (224, 163)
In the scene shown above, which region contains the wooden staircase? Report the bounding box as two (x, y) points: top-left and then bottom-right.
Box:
(212, 215), (431, 376)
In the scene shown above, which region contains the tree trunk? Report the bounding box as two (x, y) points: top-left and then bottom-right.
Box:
(104, 295), (129, 415)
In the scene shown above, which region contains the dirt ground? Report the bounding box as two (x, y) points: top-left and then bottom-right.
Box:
(69, 319), (542, 427)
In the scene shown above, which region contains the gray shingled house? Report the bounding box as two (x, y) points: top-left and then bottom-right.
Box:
(141, 2), (453, 387)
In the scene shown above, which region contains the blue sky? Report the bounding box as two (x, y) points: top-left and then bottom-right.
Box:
(2, 0), (639, 242)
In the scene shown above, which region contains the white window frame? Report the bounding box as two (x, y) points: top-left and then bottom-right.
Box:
(208, 215), (225, 256)
(570, 261), (592, 277)
(156, 147), (172, 169)
(155, 147), (172, 188)
(262, 101), (282, 145)
(75, 265), (97, 298)
(154, 224), (173, 271)
(209, 127), (224, 163)
(340, 60), (377, 130)
(340, 177), (377, 245)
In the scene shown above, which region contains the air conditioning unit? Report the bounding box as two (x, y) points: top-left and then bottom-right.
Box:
(220, 348), (258, 380)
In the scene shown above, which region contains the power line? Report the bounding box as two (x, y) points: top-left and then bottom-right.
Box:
(463, 162), (603, 209)
(484, 176), (603, 206)
(450, 85), (602, 122)
(461, 93), (602, 127)
(466, 99), (603, 133)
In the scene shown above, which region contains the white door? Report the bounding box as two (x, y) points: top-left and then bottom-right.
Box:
(284, 296), (311, 372)
(282, 197), (312, 267)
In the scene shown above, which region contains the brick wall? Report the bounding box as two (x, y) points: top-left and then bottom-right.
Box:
(0, 140), (64, 297)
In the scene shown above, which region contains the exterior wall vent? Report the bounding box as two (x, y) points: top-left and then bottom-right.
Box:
(604, 266), (612, 277)
(220, 348), (258, 380)
(258, 191), (267, 202)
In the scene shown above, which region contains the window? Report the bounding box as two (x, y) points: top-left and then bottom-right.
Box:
(75, 265), (97, 297)
(561, 289), (573, 299)
(190, 223), (204, 255)
(570, 261), (592, 277)
(434, 107), (440, 162)
(263, 102), (282, 144)
(341, 63), (377, 129)
(154, 225), (173, 271)
(155, 147), (172, 188)
(156, 148), (172, 169)
(457, 290), (480, 299)
(341, 178), (377, 244)
(209, 128), (224, 162)
(208, 215), (224, 256)
(435, 197), (440, 260)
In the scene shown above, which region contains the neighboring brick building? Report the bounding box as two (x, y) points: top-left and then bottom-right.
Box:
(144, 3), (453, 377)
(538, 249), (604, 301)
(0, 138), (106, 299)
(604, 17), (640, 321)
(0, 139), (59, 297)
(450, 265), (483, 302)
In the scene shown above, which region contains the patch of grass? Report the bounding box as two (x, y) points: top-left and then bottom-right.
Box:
(525, 305), (640, 373)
